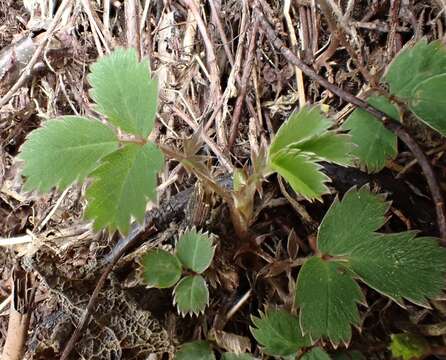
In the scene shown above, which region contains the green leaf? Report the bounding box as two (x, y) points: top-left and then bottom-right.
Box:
(88, 48), (158, 137)
(296, 132), (353, 166)
(384, 39), (446, 99)
(250, 309), (310, 357)
(221, 353), (255, 360)
(270, 149), (330, 201)
(299, 188), (446, 345)
(342, 96), (398, 172)
(295, 257), (363, 345)
(317, 187), (446, 306)
(408, 73), (446, 136)
(348, 232), (446, 305)
(141, 249), (182, 288)
(390, 333), (430, 360)
(85, 142), (163, 234)
(173, 275), (209, 316)
(175, 341), (215, 360)
(301, 348), (331, 360)
(332, 350), (365, 360)
(19, 116), (118, 192)
(268, 106), (353, 201)
(269, 106), (331, 156)
(176, 229), (215, 273)
(317, 187), (389, 256)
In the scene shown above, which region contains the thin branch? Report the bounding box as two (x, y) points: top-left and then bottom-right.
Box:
(125, 0), (141, 59)
(284, 0), (306, 107)
(228, 19), (259, 150)
(254, 7), (446, 243)
(209, 0), (235, 67)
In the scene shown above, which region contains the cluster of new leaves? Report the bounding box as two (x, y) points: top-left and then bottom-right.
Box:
(174, 341), (254, 360)
(249, 188), (446, 357)
(344, 39), (446, 172)
(141, 229), (215, 316)
(268, 106), (353, 200)
(19, 49), (162, 234)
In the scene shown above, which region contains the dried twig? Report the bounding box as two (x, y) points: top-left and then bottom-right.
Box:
(228, 19), (258, 150)
(182, 0), (225, 146)
(209, 0), (234, 66)
(125, 0), (141, 59)
(386, 0), (401, 60)
(284, 0), (306, 107)
(255, 7), (446, 243)
(1, 265), (35, 360)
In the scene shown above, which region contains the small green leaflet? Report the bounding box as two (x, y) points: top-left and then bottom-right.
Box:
(390, 333), (430, 360)
(250, 309), (310, 357)
(269, 106), (352, 201)
(19, 116), (118, 192)
(85, 143), (163, 234)
(141, 249), (182, 288)
(408, 73), (446, 136)
(175, 341), (215, 360)
(301, 347), (331, 360)
(88, 48), (158, 137)
(296, 133), (353, 167)
(348, 233), (446, 306)
(295, 257), (363, 345)
(176, 229), (215, 273)
(342, 96), (399, 172)
(269, 149), (330, 201)
(383, 39), (446, 99)
(295, 187), (446, 345)
(317, 187), (389, 256)
(269, 106), (332, 155)
(173, 275), (209, 316)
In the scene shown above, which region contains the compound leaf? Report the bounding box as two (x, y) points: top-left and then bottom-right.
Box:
(390, 333), (430, 360)
(175, 341), (215, 360)
(88, 48), (158, 137)
(269, 106), (353, 201)
(295, 257), (363, 345)
(250, 309), (310, 357)
(408, 73), (446, 136)
(19, 116), (118, 192)
(141, 249), (182, 288)
(301, 188), (446, 345)
(318, 187), (389, 256)
(384, 39), (446, 99)
(174, 275), (209, 316)
(342, 96), (398, 172)
(348, 233), (446, 306)
(317, 187), (446, 306)
(85, 142), (163, 234)
(269, 106), (331, 156)
(270, 149), (330, 201)
(176, 229), (215, 273)
(301, 348), (331, 360)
